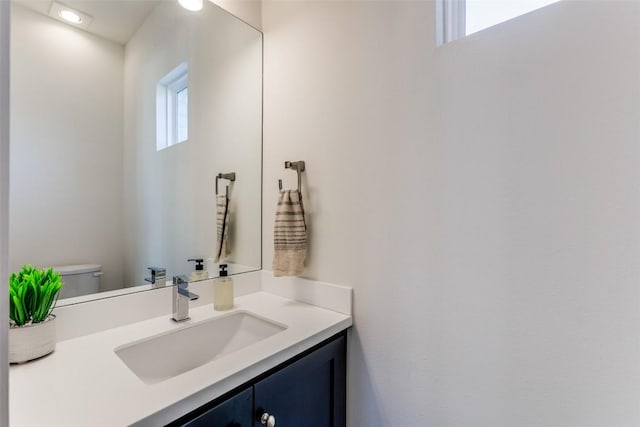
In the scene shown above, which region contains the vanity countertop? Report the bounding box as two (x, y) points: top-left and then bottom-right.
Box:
(10, 291), (352, 426)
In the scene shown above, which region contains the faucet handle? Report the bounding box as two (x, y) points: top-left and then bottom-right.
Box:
(145, 266), (166, 285)
(173, 275), (188, 285)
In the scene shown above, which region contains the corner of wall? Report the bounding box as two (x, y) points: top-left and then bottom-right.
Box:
(0, 1), (10, 425)
(210, 0), (262, 30)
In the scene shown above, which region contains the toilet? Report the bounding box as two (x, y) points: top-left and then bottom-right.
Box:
(53, 264), (102, 299)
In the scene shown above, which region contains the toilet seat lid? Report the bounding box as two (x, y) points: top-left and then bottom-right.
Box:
(53, 264), (102, 275)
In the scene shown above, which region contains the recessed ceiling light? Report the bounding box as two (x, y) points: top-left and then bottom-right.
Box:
(48, 2), (93, 29)
(178, 0), (203, 12)
(58, 9), (82, 24)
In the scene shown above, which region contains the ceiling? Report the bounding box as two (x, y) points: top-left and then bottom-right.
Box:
(13, 0), (161, 45)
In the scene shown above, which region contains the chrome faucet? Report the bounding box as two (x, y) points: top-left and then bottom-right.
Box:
(172, 275), (199, 322)
(145, 266), (166, 288)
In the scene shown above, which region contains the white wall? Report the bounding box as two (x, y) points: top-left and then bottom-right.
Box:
(212, 0), (262, 30)
(262, 1), (640, 425)
(123, 0), (262, 284)
(9, 5), (125, 292)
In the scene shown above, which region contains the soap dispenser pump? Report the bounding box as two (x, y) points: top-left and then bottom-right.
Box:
(187, 258), (208, 282)
(213, 264), (234, 311)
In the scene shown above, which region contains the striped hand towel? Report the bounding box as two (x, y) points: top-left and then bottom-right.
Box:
(215, 194), (231, 262)
(273, 190), (307, 277)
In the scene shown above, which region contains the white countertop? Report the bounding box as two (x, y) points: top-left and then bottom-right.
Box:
(10, 291), (352, 426)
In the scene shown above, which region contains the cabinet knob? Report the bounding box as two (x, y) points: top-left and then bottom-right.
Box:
(261, 412), (276, 427)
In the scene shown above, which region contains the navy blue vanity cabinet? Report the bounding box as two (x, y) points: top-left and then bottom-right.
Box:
(253, 335), (346, 427)
(169, 332), (346, 427)
(182, 387), (252, 427)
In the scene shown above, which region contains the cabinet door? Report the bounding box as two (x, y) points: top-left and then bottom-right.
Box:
(254, 336), (346, 427)
(182, 387), (253, 427)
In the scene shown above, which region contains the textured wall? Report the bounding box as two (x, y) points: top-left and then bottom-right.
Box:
(262, 1), (640, 425)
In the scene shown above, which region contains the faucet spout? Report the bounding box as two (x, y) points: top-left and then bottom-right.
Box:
(172, 275), (199, 322)
(177, 284), (199, 300)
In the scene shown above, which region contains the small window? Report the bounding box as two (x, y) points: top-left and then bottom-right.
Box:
(437, 0), (561, 45)
(156, 62), (189, 151)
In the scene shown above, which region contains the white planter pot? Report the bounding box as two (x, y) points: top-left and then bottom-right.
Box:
(9, 315), (57, 364)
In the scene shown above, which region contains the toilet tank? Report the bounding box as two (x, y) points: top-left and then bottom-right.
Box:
(53, 264), (102, 299)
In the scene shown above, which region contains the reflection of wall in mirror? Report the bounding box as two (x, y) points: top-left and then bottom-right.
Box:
(212, 0), (262, 30)
(9, 5), (124, 292)
(123, 1), (262, 285)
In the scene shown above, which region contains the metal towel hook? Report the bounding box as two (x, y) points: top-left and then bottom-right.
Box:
(278, 161), (305, 193)
(215, 172), (236, 196)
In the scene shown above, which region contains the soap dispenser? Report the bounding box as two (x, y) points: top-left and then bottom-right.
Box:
(187, 258), (208, 282)
(213, 264), (234, 311)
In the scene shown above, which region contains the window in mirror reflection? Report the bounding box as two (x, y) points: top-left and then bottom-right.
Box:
(176, 86), (189, 143)
(156, 62), (189, 151)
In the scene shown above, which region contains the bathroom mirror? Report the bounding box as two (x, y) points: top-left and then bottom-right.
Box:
(9, 0), (262, 301)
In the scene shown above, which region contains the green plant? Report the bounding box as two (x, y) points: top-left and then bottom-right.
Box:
(9, 265), (63, 326)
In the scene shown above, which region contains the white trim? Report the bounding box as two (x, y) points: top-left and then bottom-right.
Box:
(52, 270), (352, 341)
(436, 0), (466, 46)
(260, 271), (353, 316)
(0, 1), (9, 425)
(173, 85), (188, 143)
(156, 85), (169, 151)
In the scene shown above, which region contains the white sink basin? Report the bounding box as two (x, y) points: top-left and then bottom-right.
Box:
(114, 311), (287, 384)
